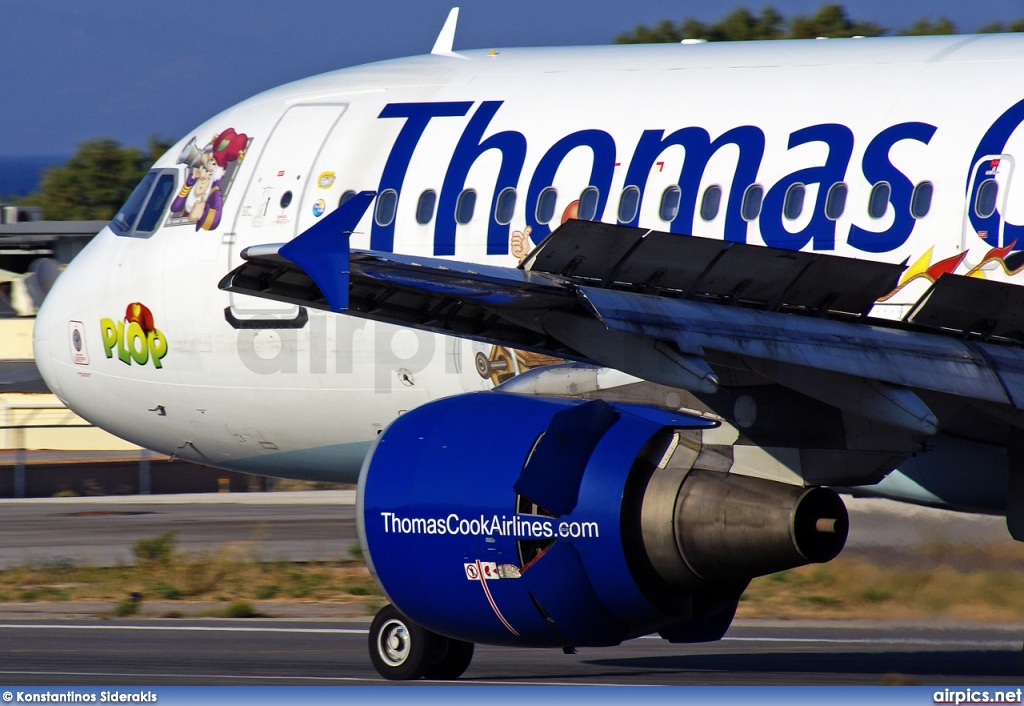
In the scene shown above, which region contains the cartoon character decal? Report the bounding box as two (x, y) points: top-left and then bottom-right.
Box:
(166, 128), (251, 231)
(510, 200), (580, 264)
(475, 345), (564, 387)
(491, 198), (583, 385)
(100, 303), (168, 369)
(510, 226), (532, 262)
(124, 301), (155, 333)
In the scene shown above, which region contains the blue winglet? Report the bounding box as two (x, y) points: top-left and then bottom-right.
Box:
(278, 191), (376, 312)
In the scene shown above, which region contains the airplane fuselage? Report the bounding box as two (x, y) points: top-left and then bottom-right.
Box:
(32, 34), (1024, 489)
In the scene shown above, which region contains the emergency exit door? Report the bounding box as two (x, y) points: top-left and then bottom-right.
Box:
(963, 153), (1015, 251)
(227, 104), (347, 325)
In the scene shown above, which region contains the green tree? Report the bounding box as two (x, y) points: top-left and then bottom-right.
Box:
(617, 4), (1024, 44)
(899, 17), (957, 36)
(978, 19), (1024, 33)
(616, 19), (684, 44)
(18, 135), (174, 221)
(691, 7), (785, 41)
(617, 6), (784, 43)
(788, 4), (885, 38)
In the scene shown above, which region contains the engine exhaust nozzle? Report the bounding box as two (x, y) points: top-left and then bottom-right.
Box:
(640, 469), (849, 589)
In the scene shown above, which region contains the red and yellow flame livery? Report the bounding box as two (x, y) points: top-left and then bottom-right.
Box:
(877, 241), (1024, 302)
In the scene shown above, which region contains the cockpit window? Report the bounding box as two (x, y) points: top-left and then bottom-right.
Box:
(135, 174), (176, 233)
(111, 169), (178, 238)
(111, 172), (157, 235)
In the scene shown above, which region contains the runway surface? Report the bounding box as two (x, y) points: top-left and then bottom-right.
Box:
(0, 491), (358, 568)
(0, 618), (1020, 686)
(0, 490), (1020, 685)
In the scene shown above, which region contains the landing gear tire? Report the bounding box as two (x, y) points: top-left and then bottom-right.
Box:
(368, 604), (475, 680)
(423, 637), (474, 680)
(369, 604), (437, 680)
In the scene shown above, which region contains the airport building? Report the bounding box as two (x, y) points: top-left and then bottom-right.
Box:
(0, 210), (258, 497)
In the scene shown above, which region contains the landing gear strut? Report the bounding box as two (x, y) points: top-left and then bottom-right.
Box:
(369, 604), (474, 680)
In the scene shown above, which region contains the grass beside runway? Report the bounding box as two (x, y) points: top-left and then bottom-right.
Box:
(740, 540), (1024, 622)
(0, 532), (382, 616)
(1, 532), (1024, 622)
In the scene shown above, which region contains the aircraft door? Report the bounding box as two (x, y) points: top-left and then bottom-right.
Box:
(227, 104), (347, 326)
(962, 153), (1014, 255)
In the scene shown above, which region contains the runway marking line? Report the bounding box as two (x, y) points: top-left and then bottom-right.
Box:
(720, 636), (1019, 648)
(0, 624), (365, 634)
(0, 670), (631, 687)
(0, 624), (1016, 649)
(637, 634), (1019, 648)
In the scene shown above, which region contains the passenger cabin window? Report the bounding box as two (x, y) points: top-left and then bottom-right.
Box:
(783, 183), (805, 220)
(494, 188), (517, 225)
(976, 179), (998, 219)
(868, 182), (891, 219)
(456, 189), (477, 225)
(416, 190), (436, 225)
(111, 169), (178, 238)
(618, 186), (640, 223)
(700, 185), (722, 221)
(339, 190), (356, 207)
(741, 184), (763, 221)
(911, 181), (933, 219)
(578, 186), (600, 221)
(375, 189), (398, 227)
(536, 187), (558, 224)
(279, 191), (293, 209)
(660, 186), (681, 222)
(825, 182), (847, 220)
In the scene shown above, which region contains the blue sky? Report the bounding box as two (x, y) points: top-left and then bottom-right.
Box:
(2, 0), (1023, 156)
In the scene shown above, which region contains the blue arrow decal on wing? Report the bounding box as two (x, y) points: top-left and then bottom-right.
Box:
(278, 191), (376, 312)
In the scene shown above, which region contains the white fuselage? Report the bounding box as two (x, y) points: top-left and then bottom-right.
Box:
(32, 34), (1024, 483)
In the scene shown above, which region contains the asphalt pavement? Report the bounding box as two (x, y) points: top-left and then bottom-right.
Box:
(0, 618), (1019, 686)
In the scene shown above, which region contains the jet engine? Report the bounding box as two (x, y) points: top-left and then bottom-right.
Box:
(358, 392), (847, 678)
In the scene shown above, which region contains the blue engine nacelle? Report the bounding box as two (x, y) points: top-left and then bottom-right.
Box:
(358, 392), (847, 648)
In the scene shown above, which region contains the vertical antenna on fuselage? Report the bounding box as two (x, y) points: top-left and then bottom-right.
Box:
(431, 7), (463, 57)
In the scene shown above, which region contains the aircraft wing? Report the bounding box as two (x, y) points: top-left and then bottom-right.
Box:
(219, 191), (1024, 432)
